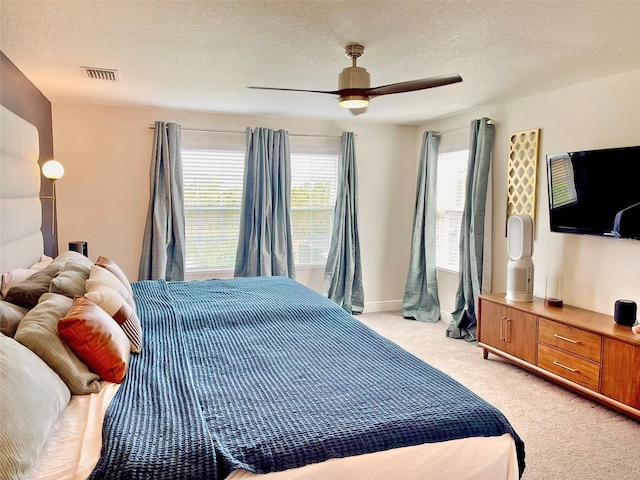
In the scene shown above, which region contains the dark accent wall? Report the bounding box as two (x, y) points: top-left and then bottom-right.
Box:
(0, 51), (58, 256)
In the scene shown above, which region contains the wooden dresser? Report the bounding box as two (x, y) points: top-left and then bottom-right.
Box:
(478, 293), (640, 420)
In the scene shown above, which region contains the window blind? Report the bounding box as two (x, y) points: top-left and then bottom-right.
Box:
(182, 146), (339, 273)
(182, 148), (244, 272)
(436, 150), (468, 272)
(290, 152), (339, 265)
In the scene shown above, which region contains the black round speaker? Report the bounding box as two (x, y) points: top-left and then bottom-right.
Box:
(614, 300), (637, 326)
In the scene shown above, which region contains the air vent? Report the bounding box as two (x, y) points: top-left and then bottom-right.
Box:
(81, 67), (120, 82)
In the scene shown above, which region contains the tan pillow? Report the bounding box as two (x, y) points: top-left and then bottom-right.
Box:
(49, 261), (91, 298)
(58, 296), (130, 384)
(96, 256), (135, 310)
(0, 333), (70, 479)
(0, 300), (28, 337)
(85, 286), (143, 353)
(14, 293), (101, 394)
(87, 265), (135, 311)
(53, 250), (94, 272)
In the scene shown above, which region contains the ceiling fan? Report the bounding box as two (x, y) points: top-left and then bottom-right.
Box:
(248, 43), (462, 115)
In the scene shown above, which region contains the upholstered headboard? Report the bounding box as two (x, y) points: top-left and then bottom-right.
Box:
(0, 105), (44, 274)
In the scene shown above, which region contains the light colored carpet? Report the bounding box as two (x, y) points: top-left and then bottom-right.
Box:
(356, 311), (640, 480)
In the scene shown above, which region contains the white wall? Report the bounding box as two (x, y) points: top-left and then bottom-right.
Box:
(419, 68), (640, 317)
(52, 68), (640, 318)
(51, 104), (418, 311)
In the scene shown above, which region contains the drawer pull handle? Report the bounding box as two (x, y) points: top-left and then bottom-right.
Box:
(553, 333), (580, 344)
(553, 361), (579, 373)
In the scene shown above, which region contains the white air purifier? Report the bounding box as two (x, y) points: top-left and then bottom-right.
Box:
(506, 214), (534, 302)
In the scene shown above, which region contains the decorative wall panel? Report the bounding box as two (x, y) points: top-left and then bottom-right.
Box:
(506, 128), (540, 230)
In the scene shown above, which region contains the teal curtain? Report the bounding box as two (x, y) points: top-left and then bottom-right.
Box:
(138, 122), (185, 281)
(323, 132), (364, 314)
(403, 131), (441, 322)
(235, 127), (295, 278)
(447, 118), (495, 341)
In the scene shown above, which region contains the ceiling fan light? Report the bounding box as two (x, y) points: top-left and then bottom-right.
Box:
(339, 95), (370, 109)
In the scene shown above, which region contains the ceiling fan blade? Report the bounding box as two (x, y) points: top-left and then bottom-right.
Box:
(365, 74), (462, 97)
(349, 107), (368, 116)
(248, 86), (339, 95)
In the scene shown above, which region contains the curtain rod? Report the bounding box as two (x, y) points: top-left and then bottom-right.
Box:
(148, 124), (345, 139)
(435, 120), (494, 137)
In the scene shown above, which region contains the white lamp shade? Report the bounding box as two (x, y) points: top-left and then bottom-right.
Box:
(42, 160), (64, 180)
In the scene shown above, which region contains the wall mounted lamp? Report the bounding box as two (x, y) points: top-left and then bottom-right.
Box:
(40, 160), (64, 235)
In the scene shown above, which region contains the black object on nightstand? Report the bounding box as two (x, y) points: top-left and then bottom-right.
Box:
(69, 241), (88, 257)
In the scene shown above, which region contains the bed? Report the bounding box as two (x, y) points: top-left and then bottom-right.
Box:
(0, 104), (525, 480)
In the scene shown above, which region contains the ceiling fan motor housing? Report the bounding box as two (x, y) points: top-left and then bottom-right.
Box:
(339, 66), (370, 90)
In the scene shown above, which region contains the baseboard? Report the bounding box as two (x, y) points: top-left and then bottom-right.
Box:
(440, 310), (453, 323)
(363, 300), (402, 313)
(363, 301), (454, 321)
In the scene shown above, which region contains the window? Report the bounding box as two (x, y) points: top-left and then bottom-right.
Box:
(182, 135), (339, 273)
(182, 147), (245, 273)
(290, 151), (339, 265)
(435, 149), (468, 272)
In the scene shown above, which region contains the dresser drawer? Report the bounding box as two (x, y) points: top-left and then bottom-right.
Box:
(537, 343), (600, 391)
(538, 318), (602, 362)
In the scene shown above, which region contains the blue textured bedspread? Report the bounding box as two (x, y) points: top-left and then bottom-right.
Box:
(90, 277), (525, 479)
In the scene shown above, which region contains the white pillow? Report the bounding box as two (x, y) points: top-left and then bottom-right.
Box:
(31, 255), (53, 271)
(1, 269), (37, 297)
(0, 256), (53, 297)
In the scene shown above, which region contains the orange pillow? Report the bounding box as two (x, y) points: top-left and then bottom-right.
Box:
(85, 286), (143, 353)
(58, 296), (131, 383)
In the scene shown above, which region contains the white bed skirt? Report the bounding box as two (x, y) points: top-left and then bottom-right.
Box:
(28, 383), (519, 480)
(229, 433), (519, 480)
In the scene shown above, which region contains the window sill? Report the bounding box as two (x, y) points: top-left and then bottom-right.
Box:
(436, 267), (460, 275)
(295, 264), (326, 270)
(186, 269), (234, 281)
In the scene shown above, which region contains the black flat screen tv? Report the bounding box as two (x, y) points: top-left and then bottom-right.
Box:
(546, 145), (640, 239)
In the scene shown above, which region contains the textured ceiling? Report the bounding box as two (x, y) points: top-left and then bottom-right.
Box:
(1, 0), (639, 125)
